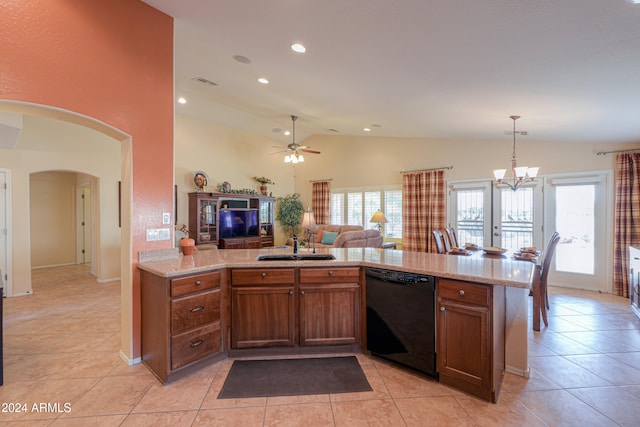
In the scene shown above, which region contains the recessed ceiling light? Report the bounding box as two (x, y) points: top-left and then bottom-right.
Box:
(257, 77), (269, 84)
(284, 131), (291, 136)
(177, 97), (187, 104)
(363, 128), (371, 132)
(627, 0), (640, 3)
(232, 55), (251, 64)
(291, 43), (306, 53)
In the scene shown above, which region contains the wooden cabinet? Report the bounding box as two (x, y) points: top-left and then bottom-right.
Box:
(231, 268), (296, 348)
(188, 192), (275, 248)
(230, 267), (361, 349)
(220, 237), (262, 249)
(299, 268), (361, 346)
(437, 278), (505, 402)
(141, 270), (224, 383)
(189, 193), (219, 246)
(258, 196), (275, 247)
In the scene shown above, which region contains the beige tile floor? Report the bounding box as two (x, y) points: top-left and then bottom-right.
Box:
(1, 264), (639, 426)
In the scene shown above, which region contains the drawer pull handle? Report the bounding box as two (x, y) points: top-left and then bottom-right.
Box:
(440, 307), (445, 312)
(301, 290), (305, 296)
(190, 339), (205, 348)
(191, 306), (205, 312)
(289, 290), (293, 295)
(459, 290), (465, 296)
(195, 280), (202, 286)
(328, 271), (333, 276)
(261, 272), (267, 277)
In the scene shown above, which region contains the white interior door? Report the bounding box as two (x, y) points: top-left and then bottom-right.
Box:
(0, 169), (11, 296)
(543, 173), (611, 292)
(76, 184), (91, 264)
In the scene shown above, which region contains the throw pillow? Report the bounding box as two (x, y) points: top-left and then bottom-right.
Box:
(321, 231), (339, 245)
(316, 229), (324, 243)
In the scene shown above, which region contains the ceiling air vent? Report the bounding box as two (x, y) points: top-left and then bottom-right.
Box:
(192, 77), (218, 86)
(328, 128), (340, 133)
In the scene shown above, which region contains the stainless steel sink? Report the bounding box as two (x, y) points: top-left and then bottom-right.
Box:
(256, 254), (336, 261)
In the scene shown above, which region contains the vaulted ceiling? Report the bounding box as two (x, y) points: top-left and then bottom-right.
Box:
(143, 0), (640, 145)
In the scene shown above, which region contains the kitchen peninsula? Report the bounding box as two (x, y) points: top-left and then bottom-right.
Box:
(138, 247), (535, 402)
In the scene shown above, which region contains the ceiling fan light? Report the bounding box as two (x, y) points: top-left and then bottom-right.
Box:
(284, 154), (291, 163)
(514, 166), (528, 178)
(493, 169), (507, 180)
(291, 155), (298, 164)
(527, 167), (539, 178)
(298, 154), (304, 162)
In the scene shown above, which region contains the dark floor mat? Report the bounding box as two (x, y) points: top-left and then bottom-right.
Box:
(217, 356), (372, 399)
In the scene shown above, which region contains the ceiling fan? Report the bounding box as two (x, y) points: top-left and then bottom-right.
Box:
(272, 115), (320, 163)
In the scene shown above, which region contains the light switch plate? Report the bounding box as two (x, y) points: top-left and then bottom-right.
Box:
(162, 212), (171, 225)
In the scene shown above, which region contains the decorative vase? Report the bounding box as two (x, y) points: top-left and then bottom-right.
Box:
(180, 238), (196, 255)
(260, 184), (268, 195)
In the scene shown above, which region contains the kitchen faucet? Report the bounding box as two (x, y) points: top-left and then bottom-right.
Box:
(293, 234), (298, 254)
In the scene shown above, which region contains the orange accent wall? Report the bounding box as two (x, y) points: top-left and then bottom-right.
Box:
(1, 0), (174, 358)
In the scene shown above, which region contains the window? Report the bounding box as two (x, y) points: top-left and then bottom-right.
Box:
(331, 188), (402, 237)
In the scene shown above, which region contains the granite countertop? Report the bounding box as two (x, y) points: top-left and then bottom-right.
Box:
(137, 247), (535, 289)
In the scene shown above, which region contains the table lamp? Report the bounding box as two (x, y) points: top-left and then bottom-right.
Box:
(369, 210), (388, 234)
(301, 208), (317, 253)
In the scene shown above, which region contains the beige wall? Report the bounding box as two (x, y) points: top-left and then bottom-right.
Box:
(174, 115), (297, 245)
(291, 134), (640, 206)
(0, 115), (121, 295)
(29, 171), (77, 267)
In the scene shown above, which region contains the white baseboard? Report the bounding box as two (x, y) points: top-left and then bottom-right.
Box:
(505, 364), (530, 378)
(97, 277), (121, 284)
(119, 350), (141, 366)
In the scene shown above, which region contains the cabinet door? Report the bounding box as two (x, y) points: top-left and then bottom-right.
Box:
(437, 299), (490, 389)
(231, 286), (295, 348)
(299, 283), (360, 346)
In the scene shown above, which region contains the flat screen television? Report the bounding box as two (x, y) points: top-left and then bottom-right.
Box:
(218, 209), (259, 238)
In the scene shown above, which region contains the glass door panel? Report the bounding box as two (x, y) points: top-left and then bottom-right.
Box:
(498, 187), (535, 251)
(544, 173), (611, 292)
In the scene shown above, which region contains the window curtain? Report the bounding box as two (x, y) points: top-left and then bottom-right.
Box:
(312, 181), (331, 225)
(402, 170), (446, 252)
(613, 153), (640, 297)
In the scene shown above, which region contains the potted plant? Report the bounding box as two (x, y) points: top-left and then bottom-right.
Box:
(276, 193), (304, 238)
(253, 176), (274, 195)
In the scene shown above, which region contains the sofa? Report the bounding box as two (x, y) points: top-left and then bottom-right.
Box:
(290, 224), (384, 248)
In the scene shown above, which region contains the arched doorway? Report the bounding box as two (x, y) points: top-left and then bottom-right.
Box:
(0, 100), (134, 364)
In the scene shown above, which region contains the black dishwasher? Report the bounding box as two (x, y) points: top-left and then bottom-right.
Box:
(365, 267), (436, 378)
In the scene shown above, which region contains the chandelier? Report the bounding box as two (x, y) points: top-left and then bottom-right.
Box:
(493, 115), (539, 191)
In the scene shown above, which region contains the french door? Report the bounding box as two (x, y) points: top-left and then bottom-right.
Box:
(448, 181), (543, 251)
(543, 173), (611, 292)
(449, 172), (611, 292)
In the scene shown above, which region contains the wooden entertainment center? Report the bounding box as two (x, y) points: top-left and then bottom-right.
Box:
(188, 192), (275, 249)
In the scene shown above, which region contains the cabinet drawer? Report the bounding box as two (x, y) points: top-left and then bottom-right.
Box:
(171, 289), (220, 333)
(231, 268), (295, 285)
(438, 279), (490, 306)
(171, 271), (220, 297)
(299, 267), (360, 284)
(171, 322), (220, 370)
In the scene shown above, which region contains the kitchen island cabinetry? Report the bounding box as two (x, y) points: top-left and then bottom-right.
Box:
(437, 278), (505, 402)
(141, 270), (224, 383)
(230, 268), (296, 348)
(229, 267), (361, 349)
(299, 268), (361, 346)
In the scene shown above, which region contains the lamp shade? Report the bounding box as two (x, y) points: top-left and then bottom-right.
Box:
(301, 211), (317, 229)
(369, 211), (388, 224)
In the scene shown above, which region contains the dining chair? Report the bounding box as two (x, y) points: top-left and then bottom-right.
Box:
(445, 228), (458, 248)
(432, 230), (446, 254)
(535, 232), (561, 329)
(439, 229), (453, 252)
